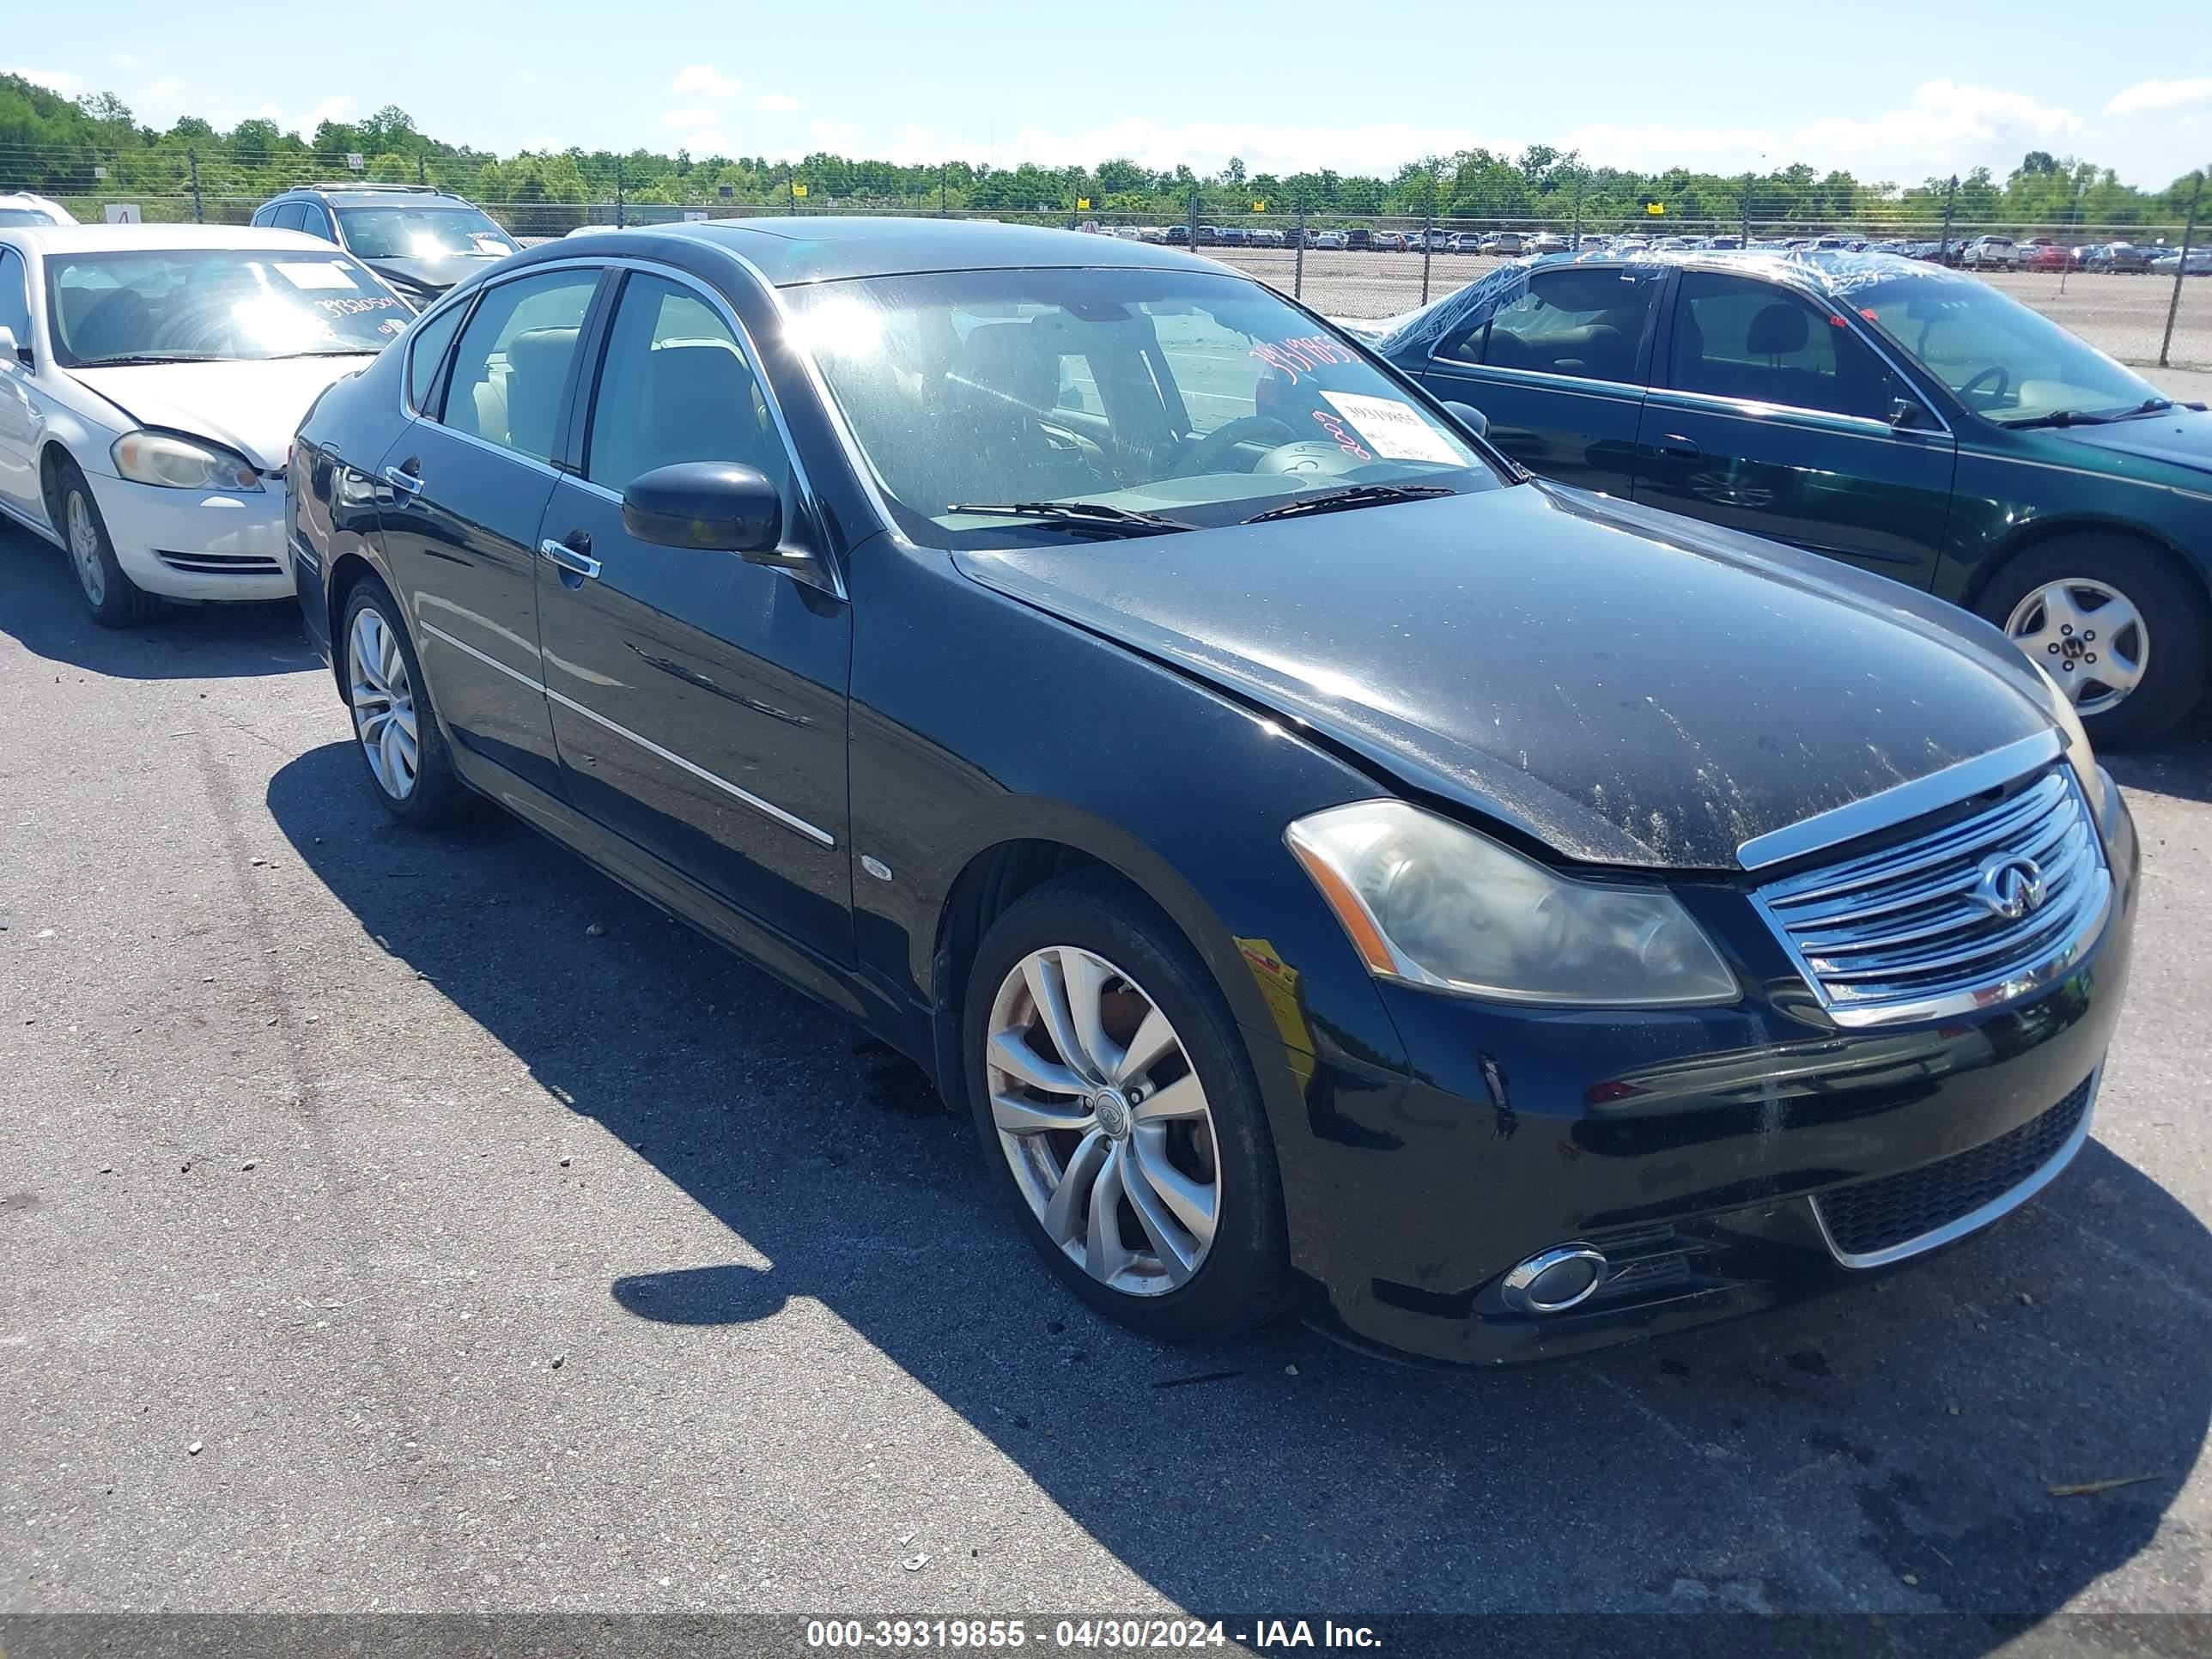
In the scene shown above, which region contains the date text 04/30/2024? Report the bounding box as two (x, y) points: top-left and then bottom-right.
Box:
(802, 1619), (1383, 1649)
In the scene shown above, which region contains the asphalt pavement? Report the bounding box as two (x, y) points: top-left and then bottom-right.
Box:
(3, 518), (2209, 1635)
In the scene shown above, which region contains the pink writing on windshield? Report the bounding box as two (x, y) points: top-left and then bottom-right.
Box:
(1249, 334), (1359, 386)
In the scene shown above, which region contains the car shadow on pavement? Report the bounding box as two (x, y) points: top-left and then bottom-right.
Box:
(267, 739), (2212, 1622)
(2106, 725), (2212, 807)
(0, 524), (316, 681)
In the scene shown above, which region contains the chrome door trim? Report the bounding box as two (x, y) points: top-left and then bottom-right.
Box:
(418, 619), (836, 848)
(1735, 728), (2063, 871)
(1812, 1067), (2098, 1269)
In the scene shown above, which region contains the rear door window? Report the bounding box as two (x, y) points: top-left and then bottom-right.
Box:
(439, 269), (600, 462)
(1443, 266), (1660, 385)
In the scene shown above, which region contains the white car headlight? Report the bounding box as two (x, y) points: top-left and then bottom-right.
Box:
(112, 431), (263, 492)
(1286, 800), (1738, 1007)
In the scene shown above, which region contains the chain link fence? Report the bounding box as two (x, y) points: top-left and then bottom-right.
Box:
(29, 188), (2212, 374)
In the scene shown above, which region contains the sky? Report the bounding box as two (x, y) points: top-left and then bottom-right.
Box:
(11, 0), (2212, 186)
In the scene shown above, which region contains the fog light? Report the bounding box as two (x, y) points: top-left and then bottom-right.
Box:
(1501, 1244), (1608, 1313)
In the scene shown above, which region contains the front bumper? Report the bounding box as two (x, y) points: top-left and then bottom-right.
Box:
(88, 471), (295, 602)
(1270, 781), (2141, 1368)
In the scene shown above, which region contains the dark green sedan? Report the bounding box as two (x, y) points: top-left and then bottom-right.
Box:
(1368, 250), (2212, 745)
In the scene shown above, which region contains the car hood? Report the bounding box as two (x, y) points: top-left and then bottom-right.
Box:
(2045, 407), (2212, 477)
(70, 357), (374, 471)
(363, 252), (505, 294)
(953, 483), (2058, 870)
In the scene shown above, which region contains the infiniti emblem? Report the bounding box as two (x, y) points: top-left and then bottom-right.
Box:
(1972, 854), (2047, 922)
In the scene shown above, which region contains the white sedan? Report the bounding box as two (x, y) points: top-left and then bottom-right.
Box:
(0, 224), (409, 623)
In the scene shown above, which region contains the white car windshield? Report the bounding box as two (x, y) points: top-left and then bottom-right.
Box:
(786, 265), (1502, 547)
(46, 248), (409, 367)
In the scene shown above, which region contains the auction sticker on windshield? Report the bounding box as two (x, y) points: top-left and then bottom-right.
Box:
(274, 261), (360, 290)
(1319, 391), (1462, 465)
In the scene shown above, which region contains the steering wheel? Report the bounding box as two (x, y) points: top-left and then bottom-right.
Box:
(1175, 416), (1297, 477)
(1957, 363), (2010, 406)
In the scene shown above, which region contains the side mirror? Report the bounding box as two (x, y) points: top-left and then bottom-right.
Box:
(622, 461), (781, 556)
(0, 325), (27, 368)
(1442, 399), (1490, 439)
(1887, 397), (1924, 429)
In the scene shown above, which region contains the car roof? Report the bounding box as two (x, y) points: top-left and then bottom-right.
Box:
(274, 185), (479, 207)
(505, 215), (1236, 287)
(1524, 245), (1967, 294)
(0, 223), (368, 256)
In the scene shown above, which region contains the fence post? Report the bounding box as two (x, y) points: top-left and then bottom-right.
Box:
(416, 155), (427, 186)
(614, 159), (625, 228)
(188, 149), (203, 223)
(1187, 183), (1199, 253)
(1939, 174), (1958, 264)
(939, 163), (948, 218)
(788, 176), (798, 216)
(1421, 177), (1436, 304)
(2161, 169), (2203, 369)
(1740, 173), (1752, 246)
(1294, 202), (1306, 299)
(1571, 171), (1584, 250)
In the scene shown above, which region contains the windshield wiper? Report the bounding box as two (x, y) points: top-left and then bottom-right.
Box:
(2106, 397), (2177, 422)
(75, 353), (229, 367)
(946, 501), (1194, 538)
(1241, 483), (1455, 523)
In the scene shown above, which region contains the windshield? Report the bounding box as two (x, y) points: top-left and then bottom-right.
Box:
(45, 249), (409, 367)
(785, 266), (1501, 547)
(0, 207), (63, 226)
(335, 205), (517, 260)
(1849, 270), (2162, 425)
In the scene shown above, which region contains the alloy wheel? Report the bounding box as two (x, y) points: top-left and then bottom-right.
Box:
(2005, 577), (2147, 717)
(66, 491), (106, 608)
(347, 606), (421, 800)
(984, 945), (1220, 1297)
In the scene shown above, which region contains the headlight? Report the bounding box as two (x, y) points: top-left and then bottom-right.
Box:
(2026, 659), (2115, 823)
(1285, 800), (1738, 1007)
(112, 431), (263, 492)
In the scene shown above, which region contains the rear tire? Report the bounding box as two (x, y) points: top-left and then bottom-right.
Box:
(338, 575), (471, 824)
(52, 459), (161, 628)
(962, 873), (1291, 1344)
(1974, 535), (2209, 749)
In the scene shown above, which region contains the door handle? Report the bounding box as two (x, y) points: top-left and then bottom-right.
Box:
(1655, 434), (1702, 461)
(381, 464), (424, 498)
(538, 536), (601, 580)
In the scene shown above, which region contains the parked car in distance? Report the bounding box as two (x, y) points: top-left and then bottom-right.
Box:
(0, 191), (76, 227)
(1195, 225), (1222, 247)
(1344, 228), (1373, 252)
(1961, 235), (2017, 270)
(0, 223), (409, 623)
(1163, 225), (1190, 245)
(1217, 226), (1251, 248)
(2148, 246), (2212, 276)
(1375, 246), (2212, 744)
(1315, 229), (1345, 250)
(290, 216), (2136, 1369)
(2018, 240), (2072, 272)
(1373, 230), (1407, 252)
(1528, 232), (1567, 253)
(251, 182), (520, 309)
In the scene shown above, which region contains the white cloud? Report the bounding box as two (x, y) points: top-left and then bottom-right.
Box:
(2106, 76), (2212, 116)
(661, 106), (718, 130)
(4, 67), (80, 95)
(757, 93), (799, 114)
(671, 64), (740, 100)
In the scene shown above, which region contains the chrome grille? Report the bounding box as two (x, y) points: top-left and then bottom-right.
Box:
(1754, 767), (2109, 1027)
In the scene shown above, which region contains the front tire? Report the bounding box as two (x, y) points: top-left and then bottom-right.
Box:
(339, 576), (471, 824)
(1975, 535), (2209, 749)
(963, 874), (1291, 1344)
(52, 460), (161, 628)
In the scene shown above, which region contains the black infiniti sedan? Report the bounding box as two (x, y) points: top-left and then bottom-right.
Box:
(288, 219), (2137, 1367)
